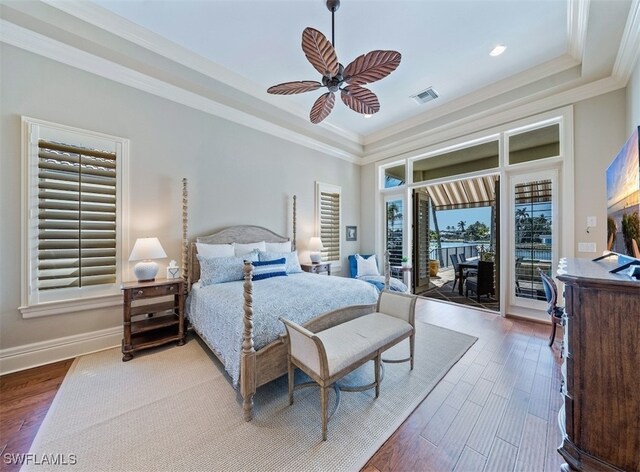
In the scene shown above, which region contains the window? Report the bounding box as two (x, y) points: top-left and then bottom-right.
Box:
(508, 123), (560, 165)
(513, 178), (554, 301)
(315, 182), (341, 265)
(385, 197), (404, 267)
(382, 163), (406, 188)
(412, 140), (499, 184)
(21, 117), (128, 317)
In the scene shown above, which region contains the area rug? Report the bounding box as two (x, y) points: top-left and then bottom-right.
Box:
(25, 321), (476, 472)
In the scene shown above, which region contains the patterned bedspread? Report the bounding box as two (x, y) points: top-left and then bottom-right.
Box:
(187, 273), (379, 386)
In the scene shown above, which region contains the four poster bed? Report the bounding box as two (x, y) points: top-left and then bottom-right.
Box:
(180, 179), (392, 421)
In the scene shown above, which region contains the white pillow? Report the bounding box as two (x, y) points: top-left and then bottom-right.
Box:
(234, 241), (266, 256)
(196, 242), (234, 258)
(265, 241), (292, 253)
(355, 254), (380, 277)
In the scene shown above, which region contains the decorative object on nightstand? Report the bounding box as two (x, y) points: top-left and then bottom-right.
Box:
(301, 262), (331, 275)
(308, 237), (324, 263)
(129, 237), (167, 282)
(120, 278), (185, 362)
(166, 260), (180, 279)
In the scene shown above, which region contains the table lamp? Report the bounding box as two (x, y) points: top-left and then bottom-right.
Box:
(308, 237), (324, 264)
(129, 237), (167, 281)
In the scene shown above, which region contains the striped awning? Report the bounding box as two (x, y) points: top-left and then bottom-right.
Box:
(426, 175), (497, 210)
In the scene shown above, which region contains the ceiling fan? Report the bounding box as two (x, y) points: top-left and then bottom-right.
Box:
(267, 0), (402, 124)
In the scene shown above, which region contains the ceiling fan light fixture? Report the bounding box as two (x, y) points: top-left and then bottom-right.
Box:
(490, 44), (507, 57)
(267, 0), (402, 124)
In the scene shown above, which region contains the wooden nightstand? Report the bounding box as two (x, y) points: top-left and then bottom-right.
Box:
(301, 262), (331, 275)
(121, 278), (185, 362)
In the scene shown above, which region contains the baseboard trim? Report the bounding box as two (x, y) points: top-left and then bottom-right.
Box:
(0, 326), (122, 375)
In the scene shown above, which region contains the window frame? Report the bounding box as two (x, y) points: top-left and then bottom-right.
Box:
(315, 181), (342, 269)
(20, 117), (130, 318)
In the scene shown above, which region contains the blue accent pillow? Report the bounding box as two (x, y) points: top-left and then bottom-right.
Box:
(348, 254), (374, 278)
(198, 250), (259, 286)
(252, 258), (287, 281)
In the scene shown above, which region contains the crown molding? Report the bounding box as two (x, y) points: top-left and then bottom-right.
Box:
(612, 0), (640, 84)
(41, 0), (364, 146)
(363, 54), (580, 147)
(360, 76), (624, 165)
(0, 19), (363, 164)
(568, 0), (590, 62)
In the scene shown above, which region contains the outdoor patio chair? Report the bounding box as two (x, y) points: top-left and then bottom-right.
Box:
(465, 261), (495, 301)
(449, 254), (470, 292)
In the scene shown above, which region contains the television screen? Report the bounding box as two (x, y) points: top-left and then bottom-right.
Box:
(606, 126), (639, 258)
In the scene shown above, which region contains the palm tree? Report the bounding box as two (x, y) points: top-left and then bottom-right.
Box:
(515, 208), (529, 229)
(386, 202), (402, 228)
(457, 221), (466, 234)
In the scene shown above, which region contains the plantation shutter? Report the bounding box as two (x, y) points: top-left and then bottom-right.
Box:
(37, 140), (117, 291)
(319, 191), (340, 262)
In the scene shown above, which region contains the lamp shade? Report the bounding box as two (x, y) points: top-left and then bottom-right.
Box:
(129, 237), (167, 261)
(308, 237), (324, 252)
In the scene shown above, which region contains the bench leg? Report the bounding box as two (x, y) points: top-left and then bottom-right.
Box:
(321, 385), (329, 441)
(374, 354), (381, 398)
(287, 354), (294, 405)
(410, 333), (415, 370)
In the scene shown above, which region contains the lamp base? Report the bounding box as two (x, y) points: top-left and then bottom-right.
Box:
(134, 261), (159, 282)
(310, 252), (322, 264)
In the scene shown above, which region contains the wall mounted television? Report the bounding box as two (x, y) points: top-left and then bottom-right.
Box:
(606, 125), (639, 261)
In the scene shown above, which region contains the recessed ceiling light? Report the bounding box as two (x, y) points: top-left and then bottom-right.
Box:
(490, 45), (507, 57)
(364, 114), (373, 118)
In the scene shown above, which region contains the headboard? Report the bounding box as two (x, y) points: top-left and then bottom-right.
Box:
(181, 179), (297, 291)
(188, 226), (290, 289)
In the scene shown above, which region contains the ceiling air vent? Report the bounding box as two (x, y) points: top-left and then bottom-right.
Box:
(411, 87), (439, 104)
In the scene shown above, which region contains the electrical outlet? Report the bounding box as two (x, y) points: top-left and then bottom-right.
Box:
(587, 216), (597, 227)
(578, 242), (596, 253)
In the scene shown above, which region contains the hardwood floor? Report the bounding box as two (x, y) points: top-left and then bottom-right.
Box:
(365, 298), (564, 471)
(0, 298), (563, 472)
(0, 359), (74, 472)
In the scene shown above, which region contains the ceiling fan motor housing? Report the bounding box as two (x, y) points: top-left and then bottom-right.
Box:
(326, 0), (340, 13)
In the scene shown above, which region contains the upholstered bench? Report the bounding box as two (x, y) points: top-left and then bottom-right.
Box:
(280, 290), (417, 440)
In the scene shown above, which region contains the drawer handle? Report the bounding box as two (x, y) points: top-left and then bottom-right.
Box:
(168, 286), (175, 291)
(136, 290), (144, 295)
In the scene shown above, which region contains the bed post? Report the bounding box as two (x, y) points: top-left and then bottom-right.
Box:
(241, 261), (256, 421)
(182, 178), (189, 285)
(292, 194), (297, 251)
(384, 250), (390, 290)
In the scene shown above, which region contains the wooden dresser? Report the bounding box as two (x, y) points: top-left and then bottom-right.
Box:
(556, 258), (640, 472)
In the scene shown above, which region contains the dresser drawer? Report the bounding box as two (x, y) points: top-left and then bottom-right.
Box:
(131, 283), (179, 300)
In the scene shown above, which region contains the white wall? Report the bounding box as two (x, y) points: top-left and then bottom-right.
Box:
(573, 89), (627, 256)
(0, 45), (361, 360)
(627, 57), (640, 134)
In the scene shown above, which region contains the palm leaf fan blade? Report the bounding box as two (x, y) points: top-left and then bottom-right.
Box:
(344, 50), (402, 85)
(302, 27), (339, 78)
(340, 85), (380, 115)
(267, 81), (323, 95)
(310, 92), (335, 123)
